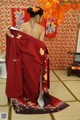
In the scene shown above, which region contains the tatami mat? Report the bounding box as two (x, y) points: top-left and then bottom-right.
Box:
(64, 81), (80, 100)
(50, 82), (75, 101)
(54, 70), (80, 81)
(0, 70), (80, 120)
(50, 71), (59, 82)
(0, 78), (6, 84)
(0, 84), (7, 105)
(54, 102), (80, 120)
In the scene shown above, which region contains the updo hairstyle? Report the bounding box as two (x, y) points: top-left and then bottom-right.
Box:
(27, 7), (43, 17)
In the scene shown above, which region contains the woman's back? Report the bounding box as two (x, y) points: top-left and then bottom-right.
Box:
(20, 22), (45, 41)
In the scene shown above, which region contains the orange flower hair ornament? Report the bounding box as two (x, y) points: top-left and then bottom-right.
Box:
(32, 7), (40, 12)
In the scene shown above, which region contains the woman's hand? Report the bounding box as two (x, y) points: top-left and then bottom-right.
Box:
(10, 35), (14, 38)
(6, 27), (14, 38)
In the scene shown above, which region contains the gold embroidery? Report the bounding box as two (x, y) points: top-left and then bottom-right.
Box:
(16, 34), (22, 39)
(23, 97), (29, 102)
(27, 101), (36, 106)
(13, 59), (19, 62)
(39, 48), (44, 55)
(43, 73), (47, 80)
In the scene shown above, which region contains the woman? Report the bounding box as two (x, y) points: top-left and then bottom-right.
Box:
(6, 7), (48, 107)
(6, 7), (45, 41)
(6, 7), (69, 114)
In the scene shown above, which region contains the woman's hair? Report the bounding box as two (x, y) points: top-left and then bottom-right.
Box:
(27, 7), (43, 17)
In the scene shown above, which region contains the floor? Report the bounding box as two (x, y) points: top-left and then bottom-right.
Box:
(0, 70), (80, 120)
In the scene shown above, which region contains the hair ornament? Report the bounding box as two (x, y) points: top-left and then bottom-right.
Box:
(32, 7), (40, 12)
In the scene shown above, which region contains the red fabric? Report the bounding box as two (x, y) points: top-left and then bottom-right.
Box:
(6, 29), (69, 114)
(12, 95), (69, 114)
(6, 29), (49, 102)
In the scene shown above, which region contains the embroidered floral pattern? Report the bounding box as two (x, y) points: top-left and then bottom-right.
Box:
(43, 73), (47, 81)
(13, 59), (19, 62)
(39, 48), (44, 55)
(16, 34), (22, 39)
(27, 101), (36, 106)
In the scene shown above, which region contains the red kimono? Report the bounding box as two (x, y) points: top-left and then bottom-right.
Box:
(6, 28), (69, 114)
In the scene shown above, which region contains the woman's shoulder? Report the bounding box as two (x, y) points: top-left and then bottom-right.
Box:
(37, 23), (45, 30)
(20, 22), (29, 30)
(21, 22), (29, 26)
(20, 22), (28, 31)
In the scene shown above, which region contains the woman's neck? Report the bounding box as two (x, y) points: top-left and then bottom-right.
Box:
(29, 18), (36, 29)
